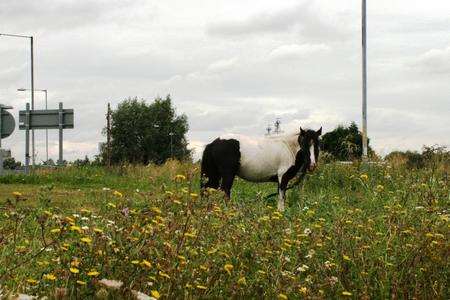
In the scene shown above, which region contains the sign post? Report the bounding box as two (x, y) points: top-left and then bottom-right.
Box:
(19, 102), (74, 170)
(0, 104), (15, 175)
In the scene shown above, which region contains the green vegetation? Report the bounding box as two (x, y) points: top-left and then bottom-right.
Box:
(0, 159), (448, 299)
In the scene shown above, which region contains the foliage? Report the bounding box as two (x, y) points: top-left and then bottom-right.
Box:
(102, 95), (190, 165)
(321, 122), (373, 161)
(2, 157), (22, 170)
(0, 159), (448, 299)
(385, 145), (449, 170)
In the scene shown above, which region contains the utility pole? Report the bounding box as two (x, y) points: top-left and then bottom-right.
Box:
(362, 0), (368, 160)
(274, 118), (283, 135)
(106, 103), (111, 167)
(265, 124), (272, 136)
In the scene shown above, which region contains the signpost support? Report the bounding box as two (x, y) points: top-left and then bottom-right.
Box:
(25, 103), (30, 173)
(0, 105), (15, 175)
(58, 102), (63, 166)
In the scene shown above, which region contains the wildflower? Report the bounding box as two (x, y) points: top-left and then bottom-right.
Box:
(278, 293), (288, 300)
(376, 184), (384, 192)
(175, 174), (186, 181)
(141, 259), (152, 268)
(12, 191), (23, 197)
(50, 228), (61, 234)
(196, 285), (207, 290)
(26, 278), (38, 285)
(151, 290), (161, 299)
(99, 279), (123, 289)
(159, 271), (171, 279)
(80, 237), (92, 244)
(297, 264), (309, 272)
(190, 193), (198, 198)
(102, 187), (111, 191)
(70, 267), (80, 274)
(131, 260), (140, 265)
(70, 225), (82, 233)
(303, 228), (312, 235)
(43, 273), (57, 281)
(184, 232), (196, 238)
(343, 255), (351, 261)
(76, 280), (87, 285)
(87, 270), (100, 277)
(151, 207), (162, 214)
(113, 190), (123, 197)
(299, 287), (308, 294)
(360, 174), (369, 181)
(342, 291), (352, 296)
(237, 277), (247, 285)
(224, 263), (234, 275)
(94, 228), (104, 234)
(107, 202), (116, 208)
(71, 259), (80, 267)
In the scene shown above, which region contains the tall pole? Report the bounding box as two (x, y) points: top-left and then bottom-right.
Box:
(44, 89), (48, 162)
(30, 36), (35, 166)
(362, 0), (368, 160)
(106, 103), (111, 167)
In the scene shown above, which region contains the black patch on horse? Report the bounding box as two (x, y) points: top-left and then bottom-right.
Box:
(201, 138), (241, 198)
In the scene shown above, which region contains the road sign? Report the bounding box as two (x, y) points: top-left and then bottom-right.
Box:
(1, 107), (15, 138)
(19, 108), (74, 129)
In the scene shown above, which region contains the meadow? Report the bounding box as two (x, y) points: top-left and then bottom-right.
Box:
(0, 160), (448, 299)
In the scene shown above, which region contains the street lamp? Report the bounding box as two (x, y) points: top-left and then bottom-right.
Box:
(18, 88), (48, 162)
(1, 33), (35, 167)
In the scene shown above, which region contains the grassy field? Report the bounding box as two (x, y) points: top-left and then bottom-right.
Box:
(0, 161), (448, 299)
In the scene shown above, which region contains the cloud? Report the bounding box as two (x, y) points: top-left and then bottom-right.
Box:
(207, 1), (350, 41)
(268, 43), (330, 60)
(409, 46), (450, 74)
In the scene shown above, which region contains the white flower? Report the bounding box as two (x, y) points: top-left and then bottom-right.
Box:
(102, 187), (111, 191)
(305, 249), (315, 259)
(297, 264), (309, 272)
(99, 279), (123, 290)
(303, 228), (312, 235)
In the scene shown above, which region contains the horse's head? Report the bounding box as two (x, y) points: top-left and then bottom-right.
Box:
(298, 127), (322, 171)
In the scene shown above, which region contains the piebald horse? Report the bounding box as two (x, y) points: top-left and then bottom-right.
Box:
(201, 127), (322, 211)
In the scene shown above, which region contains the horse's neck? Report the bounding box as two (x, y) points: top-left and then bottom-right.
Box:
(279, 135), (300, 157)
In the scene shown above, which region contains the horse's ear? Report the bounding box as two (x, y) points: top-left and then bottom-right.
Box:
(316, 127), (322, 136)
(300, 127), (305, 136)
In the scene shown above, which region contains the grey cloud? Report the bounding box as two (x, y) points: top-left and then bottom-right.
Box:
(207, 1), (351, 41)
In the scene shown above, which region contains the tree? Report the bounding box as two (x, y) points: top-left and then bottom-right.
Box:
(321, 122), (373, 161)
(3, 157), (21, 170)
(105, 95), (190, 165)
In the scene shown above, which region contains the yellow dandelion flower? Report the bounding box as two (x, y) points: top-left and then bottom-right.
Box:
(376, 184), (384, 192)
(299, 287), (307, 294)
(43, 273), (56, 281)
(70, 225), (82, 233)
(131, 260), (140, 265)
(190, 193), (198, 198)
(87, 270), (100, 277)
(71, 259), (80, 267)
(151, 207), (162, 214)
(342, 291), (352, 296)
(76, 280), (87, 285)
(12, 191), (22, 197)
(343, 255), (351, 261)
(237, 277), (247, 285)
(50, 228), (61, 234)
(360, 174), (368, 181)
(80, 237), (92, 244)
(26, 278), (38, 285)
(278, 293), (288, 300)
(107, 202), (116, 208)
(151, 290), (161, 299)
(196, 285), (207, 290)
(70, 267), (80, 274)
(94, 228), (104, 234)
(224, 263), (234, 275)
(113, 190), (123, 197)
(175, 174), (186, 181)
(141, 259), (152, 268)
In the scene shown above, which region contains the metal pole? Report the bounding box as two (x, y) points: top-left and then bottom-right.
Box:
(45, 90), (48, 162)
(0, 107), (3, 176)
(106, 103), (111, 167)
(30, 36), (35, 166)
(362, 0), (368, 160)
(58, 102), (63, 166)
(25, 103), (30, 173)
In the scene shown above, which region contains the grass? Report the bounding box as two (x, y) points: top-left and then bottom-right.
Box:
(0, 160), (448, 299)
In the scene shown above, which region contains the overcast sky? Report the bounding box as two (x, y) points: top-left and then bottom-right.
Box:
(1, 0), (449, 162)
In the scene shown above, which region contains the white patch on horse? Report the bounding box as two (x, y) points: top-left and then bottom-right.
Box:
(309, 144), (316, 166)
(220, 133), (300, 183)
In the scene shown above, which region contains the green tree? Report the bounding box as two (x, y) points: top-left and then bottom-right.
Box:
(321, 122), (373, 160)
(106, 95), (190, 165)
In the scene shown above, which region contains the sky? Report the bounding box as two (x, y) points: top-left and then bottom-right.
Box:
(1, 0), (449, 162)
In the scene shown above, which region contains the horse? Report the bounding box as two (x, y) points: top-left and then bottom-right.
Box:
(200, 127), (322, 211)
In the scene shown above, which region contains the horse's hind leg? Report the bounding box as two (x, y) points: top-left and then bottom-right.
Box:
(220, 171), (236, 199)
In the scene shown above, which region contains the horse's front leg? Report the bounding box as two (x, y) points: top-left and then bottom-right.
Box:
(277, 185), (286, 212)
